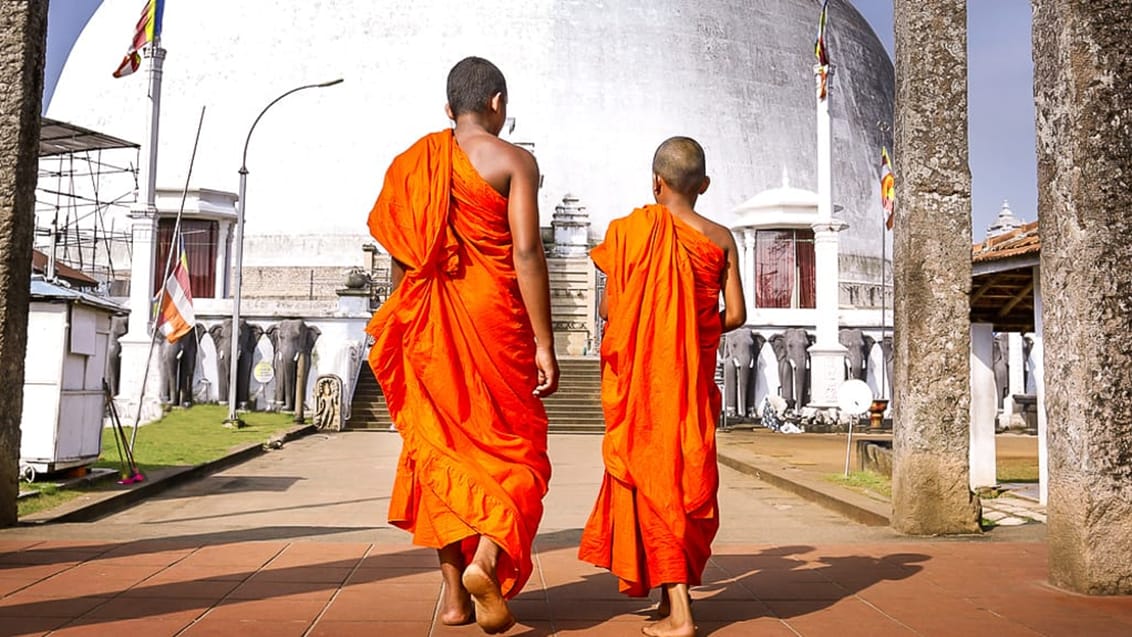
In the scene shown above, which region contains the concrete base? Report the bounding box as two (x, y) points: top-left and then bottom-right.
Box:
(808, 345), (847, 408)
(892, 451), (983, 535)
(114, 336), (164, 427)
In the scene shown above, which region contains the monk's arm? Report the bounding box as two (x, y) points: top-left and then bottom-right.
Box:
(718, 229), (747, 332)
(507, 148), (559, 395)
(389, 259), (406, 292)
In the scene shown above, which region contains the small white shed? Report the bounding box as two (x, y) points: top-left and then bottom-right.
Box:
(20, 277), (124, 478)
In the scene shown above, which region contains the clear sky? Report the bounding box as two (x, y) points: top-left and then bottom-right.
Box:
(43, 0), (1037, 238)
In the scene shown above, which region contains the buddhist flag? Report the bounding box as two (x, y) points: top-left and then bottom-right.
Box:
(815, 0), (831, 100)
(112, 0), (164, 78)
(881, 147), (896, 230)
(155, 236), (195, 343)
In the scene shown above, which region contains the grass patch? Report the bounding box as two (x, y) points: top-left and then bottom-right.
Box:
(826, 471), (892, 499)
(17, 484), (85, 518)
(96, 404), (297, 475)
(19, 405), (296, 520)
(997, 457), (1039, 483)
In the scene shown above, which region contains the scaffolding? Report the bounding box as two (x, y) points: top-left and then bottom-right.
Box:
(35, 118), (140, 295)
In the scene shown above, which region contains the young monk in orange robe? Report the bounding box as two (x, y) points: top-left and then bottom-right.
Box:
(578, 137), (746, 637)
(366, 56), (558, 635)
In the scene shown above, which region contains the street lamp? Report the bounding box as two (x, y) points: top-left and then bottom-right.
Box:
(226, 78), (344, 423)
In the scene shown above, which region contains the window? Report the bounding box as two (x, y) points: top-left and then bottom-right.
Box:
(153, 218), (219, 299)
(755, 229), (815, 308)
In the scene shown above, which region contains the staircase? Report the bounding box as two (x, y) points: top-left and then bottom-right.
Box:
(347, 367), (393, 430)
(345, 357), (605, 434)
(544, 358), (604, 433)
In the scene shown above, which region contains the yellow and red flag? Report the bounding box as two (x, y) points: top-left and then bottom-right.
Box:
(881, 147), (896, 230)
(814, 0), (831, 100)
(112, 0), (164, 78)
(155, 236), (195, 343)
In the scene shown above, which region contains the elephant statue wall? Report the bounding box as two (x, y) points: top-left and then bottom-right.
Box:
(159, 324), (204, 407)
(208, 319), (263, 408)
(770, 328), (812, 409)
(881, 335), (894, 400)
(992, 333), (1010, 409)
(722, 329), (764, 417)
(105, 315), (129, 396)
(266, 319), (322, 412)
(839, 328), (876, 382)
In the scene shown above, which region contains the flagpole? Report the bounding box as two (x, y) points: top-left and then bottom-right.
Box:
(129, 106), (206, 452)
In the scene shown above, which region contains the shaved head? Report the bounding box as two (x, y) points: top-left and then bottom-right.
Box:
(447, 56), (507, 116)
(652, 136), (706, 195)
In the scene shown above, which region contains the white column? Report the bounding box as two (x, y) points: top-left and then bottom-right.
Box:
(1003, 331), (1025, 427)
(1032, 265), (1048, 504)
(115, 43), (166, 425)
(969, 323), (997, 488)
(213, 219), (229, 299)
(741, 229), (755, 315)
(807, 61), (846, 408)
(808, 220), (848, 407)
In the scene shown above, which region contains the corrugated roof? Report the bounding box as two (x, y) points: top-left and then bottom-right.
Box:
(39, 117), (138, 157)
(972, 221), (1040, 263)
(29, 277), (125, 313)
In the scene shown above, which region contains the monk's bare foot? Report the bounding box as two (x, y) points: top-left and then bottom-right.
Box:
(462, 562), (515, 634)
(439, 580), (474, 626)
(656, 590), (690, 618)
(642, 616), (696, 637)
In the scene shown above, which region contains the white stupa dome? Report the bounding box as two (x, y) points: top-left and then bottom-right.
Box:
(50, 0), (893, 267)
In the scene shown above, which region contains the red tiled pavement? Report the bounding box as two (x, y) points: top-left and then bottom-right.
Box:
(1, 539), (1131, 635)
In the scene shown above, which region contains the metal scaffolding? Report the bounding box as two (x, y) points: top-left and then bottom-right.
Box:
(34, 118), (140, 293)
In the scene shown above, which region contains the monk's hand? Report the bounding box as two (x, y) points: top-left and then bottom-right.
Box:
(533, 344), (559, 397)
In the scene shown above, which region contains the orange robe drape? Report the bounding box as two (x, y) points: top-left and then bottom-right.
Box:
(366, 130), (551, 598)
(578, 204), (725, 597)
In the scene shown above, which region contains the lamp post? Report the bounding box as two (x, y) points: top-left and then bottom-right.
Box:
(226, 78), (343, 424)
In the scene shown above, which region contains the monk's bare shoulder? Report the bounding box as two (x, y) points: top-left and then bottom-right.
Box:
(693, 214), (738, 255)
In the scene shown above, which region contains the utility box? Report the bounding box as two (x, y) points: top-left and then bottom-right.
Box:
(20, 277), (124, 478)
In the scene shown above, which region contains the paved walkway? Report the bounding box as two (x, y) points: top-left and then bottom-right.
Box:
(1, 433), (1130, 636)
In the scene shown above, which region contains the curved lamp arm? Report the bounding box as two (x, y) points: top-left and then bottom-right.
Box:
(241, 78), (344, 171)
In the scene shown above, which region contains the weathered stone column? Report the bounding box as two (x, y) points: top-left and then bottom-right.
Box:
(0, 1), (48, 527)
(1033, 0), (1132, 594)
(890, 0), (981, 534)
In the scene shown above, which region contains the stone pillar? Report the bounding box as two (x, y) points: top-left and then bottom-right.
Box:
(1034, 0), (1132, 594)
(1031, 268), (1047, 505)
(0, 0), (48, 527)
(808, 220), (848, 407)
(890, 0), (981, 534)
(969, 323), (997, 489)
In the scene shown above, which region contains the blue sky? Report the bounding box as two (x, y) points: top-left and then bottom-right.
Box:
(43, 0), (1037, 236)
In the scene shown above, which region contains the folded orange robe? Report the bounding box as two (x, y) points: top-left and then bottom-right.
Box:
(366, 130), (551, 598)
(578, 204), (725, 597)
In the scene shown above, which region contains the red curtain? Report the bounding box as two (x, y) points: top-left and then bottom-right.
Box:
(755, 229), (816, 309)
(796, 230), (816, 308)
(154, 218), (218, 299)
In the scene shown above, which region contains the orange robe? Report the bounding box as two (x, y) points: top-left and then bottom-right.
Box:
(366, 130), (551, 598)
(578, 204), (724, 597)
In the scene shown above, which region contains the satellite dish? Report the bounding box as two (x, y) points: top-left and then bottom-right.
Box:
(837, 379), (873, 415)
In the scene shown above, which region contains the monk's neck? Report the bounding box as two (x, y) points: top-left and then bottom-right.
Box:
(656, 196), (698, 216)
(452, 116), (497, 138)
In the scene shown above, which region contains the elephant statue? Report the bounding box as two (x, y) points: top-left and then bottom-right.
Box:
(159, 324), (204, 407)
(722, 329), (764, 418)
(839, 329), (876, 382)
(208, 319), (263, 408)
(265, 319), (322, 412)
(771, 328), (812, 409)
(881, 335), (894, 400)
(105, 315), (129, 396)
(992, 333), (1010, 409)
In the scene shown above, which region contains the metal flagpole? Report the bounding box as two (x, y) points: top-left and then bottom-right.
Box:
(128, 106), (207, 452)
